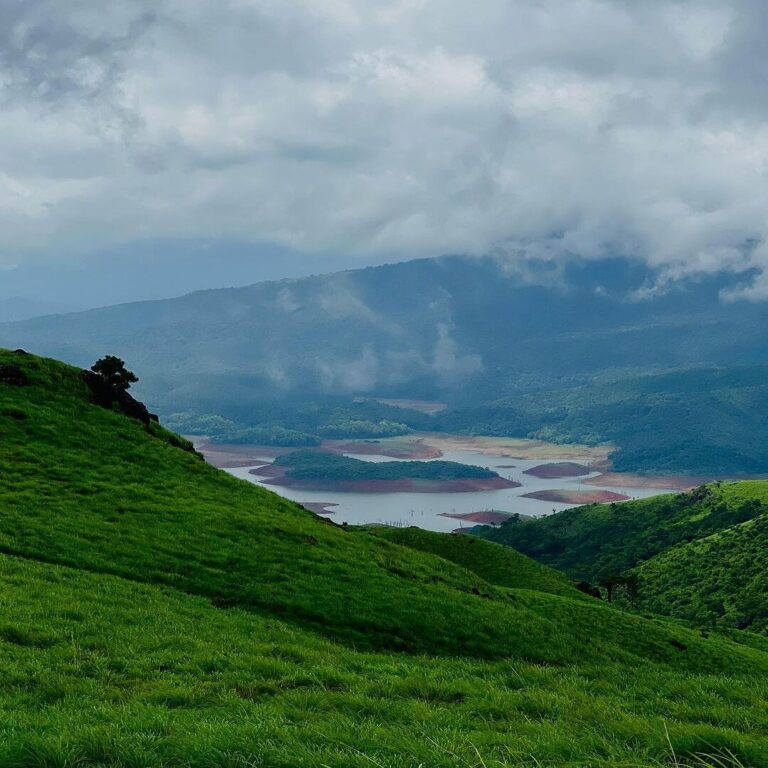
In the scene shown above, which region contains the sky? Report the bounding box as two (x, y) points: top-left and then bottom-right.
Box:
(2, 0), (768, 314)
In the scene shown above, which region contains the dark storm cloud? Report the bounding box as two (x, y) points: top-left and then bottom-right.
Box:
(2, 0), (768, 298)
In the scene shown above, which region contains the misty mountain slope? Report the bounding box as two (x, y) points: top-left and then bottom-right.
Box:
(3, 256), (768, 474)
(439, 364), (768, 474)
(2, 256), (767, 414)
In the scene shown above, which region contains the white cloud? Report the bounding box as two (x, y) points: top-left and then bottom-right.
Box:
(2, 0), (768, 296)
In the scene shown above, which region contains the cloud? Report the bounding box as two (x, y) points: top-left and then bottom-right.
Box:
(2, 0), (768, 297)
(432, 322), (483, 380)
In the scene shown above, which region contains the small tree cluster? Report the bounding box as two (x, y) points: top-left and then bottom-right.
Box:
(91, 356), (138, 392)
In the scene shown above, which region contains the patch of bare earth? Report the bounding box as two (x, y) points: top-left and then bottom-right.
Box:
(410, 433), (612, 461)
(524, 462), (592, 479)
(357, 397), (448, 415)
(521, 489), (630, 504)
(440, 510), (522, 525)
(582, 473), (717, 491)
(321, 438), (442, 459)
(190, 437), (285, 468)
(300, 502), (338, 515)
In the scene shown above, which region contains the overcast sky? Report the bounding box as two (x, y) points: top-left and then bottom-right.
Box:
(2, 0), (768, 309)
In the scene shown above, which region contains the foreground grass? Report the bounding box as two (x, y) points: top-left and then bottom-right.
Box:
(1, 553), (768, 768)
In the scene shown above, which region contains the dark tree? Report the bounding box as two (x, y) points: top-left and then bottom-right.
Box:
(91, 356), (138, 392)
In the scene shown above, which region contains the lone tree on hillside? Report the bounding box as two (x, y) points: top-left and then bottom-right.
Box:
(91, 356), (138, 392)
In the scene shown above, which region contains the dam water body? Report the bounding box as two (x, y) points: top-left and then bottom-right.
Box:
(227, 449), (666, 532)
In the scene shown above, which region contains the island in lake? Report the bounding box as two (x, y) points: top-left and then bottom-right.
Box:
(439, 510), (534, 525)
(523, 462), (593, 479)
(521, 489), (630, 504)
(251, 450), (521, 493)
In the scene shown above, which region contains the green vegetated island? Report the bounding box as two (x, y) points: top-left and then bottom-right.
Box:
(251, 449), (519, 492)
(4, 348), (768, 766)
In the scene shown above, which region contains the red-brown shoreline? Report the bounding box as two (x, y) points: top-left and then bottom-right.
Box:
(521, 489), (630, 504)
(439, 510), (521, 524)
(524, 462), (592, 479)
(252, 465), (521, 494)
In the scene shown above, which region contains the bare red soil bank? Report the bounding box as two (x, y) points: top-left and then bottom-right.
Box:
(521, 489), (630, 504)
(524, 462), (592, 479)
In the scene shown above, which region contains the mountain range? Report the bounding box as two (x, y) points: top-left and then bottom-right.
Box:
(2, 255), (767, 474)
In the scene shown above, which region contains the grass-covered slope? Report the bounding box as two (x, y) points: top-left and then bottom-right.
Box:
(1, 347), (754, 667)
(5, 350), (768, 764)
(479, 482), (768, 582)
(478, 481), (768, 632)
(633, 514), (768, 632)
(3, 553), (768, 767)
(366, 526), (587, 600)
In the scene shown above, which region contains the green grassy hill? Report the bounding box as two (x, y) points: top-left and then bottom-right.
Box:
(479, 482), (768, 581)
(478, 482), (768, 632)
(633, 513), (768, 631)
(4, 349), (768, 765)
(366, 526), (587, 600)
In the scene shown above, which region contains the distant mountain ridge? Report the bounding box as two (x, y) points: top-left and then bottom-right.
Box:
(2, 254), (768, 473)
(2, 255), (766, 406)
(0, 296), (71, 322)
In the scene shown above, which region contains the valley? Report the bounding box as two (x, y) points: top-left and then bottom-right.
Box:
(194, 433), (691, 531)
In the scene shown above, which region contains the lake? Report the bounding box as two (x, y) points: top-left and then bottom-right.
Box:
(226, 448), (667, 532)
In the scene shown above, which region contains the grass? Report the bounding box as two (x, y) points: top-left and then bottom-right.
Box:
(477, 480), (768, 632)
(363, 526), (588, 600)
(633, 514), (768, 631)
(3, 349), (768, 765)
(0, 553), (768, 767)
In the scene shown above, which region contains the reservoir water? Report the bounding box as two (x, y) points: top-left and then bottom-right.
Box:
(226, 449), (666, 532)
